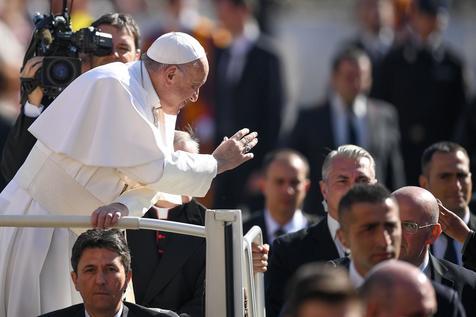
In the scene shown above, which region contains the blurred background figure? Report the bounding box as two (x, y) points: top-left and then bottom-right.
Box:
(282, 263), (362, 317)
(360, 260), (437, 317)
(243, 148), (317, 245)
(287, 48), (404, 216)
(211, 0), (285, 214)
(373, 0), (468, 186)
(345, 0), (396, 95)
(419, 142), (476, 265)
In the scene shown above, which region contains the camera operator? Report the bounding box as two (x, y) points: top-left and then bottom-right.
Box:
(0, 13), (141, 190)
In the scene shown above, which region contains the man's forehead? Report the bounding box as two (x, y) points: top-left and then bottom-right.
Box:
(78, 248), (121, 266)
(329, 156), (374, 176)
(430, 151), (469, 172)
(351, 200), (398, 222)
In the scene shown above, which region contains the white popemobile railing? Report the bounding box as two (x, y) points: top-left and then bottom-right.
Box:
(0, 210), (265, 317)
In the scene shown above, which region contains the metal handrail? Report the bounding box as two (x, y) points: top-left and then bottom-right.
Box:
(0, 215), (206, 237)
(243, 226), (266, 317)
(0, 212), (262, 317)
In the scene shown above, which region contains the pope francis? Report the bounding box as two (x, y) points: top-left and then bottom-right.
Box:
(0, 32), (258, 316)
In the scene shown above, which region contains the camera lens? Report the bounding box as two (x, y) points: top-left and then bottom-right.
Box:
(47, 59), (74, 85)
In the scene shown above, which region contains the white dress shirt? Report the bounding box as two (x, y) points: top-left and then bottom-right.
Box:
(330, 93), (369, 148)
(349, 260), (365, 288)
(85, 303), (123, 317)
(433, 210), (470, 265)
(327, 214), (347, 258)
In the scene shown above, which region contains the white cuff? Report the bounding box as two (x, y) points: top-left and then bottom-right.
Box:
(24, 101), (44, 117)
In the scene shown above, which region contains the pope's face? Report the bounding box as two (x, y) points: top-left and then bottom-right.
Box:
(163, 56), (209, 115)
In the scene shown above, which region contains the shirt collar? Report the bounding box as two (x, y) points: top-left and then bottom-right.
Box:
(331, 93), (368, 119)
(327, 214), (340, 240)
(419, 251), (430, 275)
(138, 60), (161, 109)
(464, 209), (470, 224)
(264, 209), (308, 243)
(349, 260), (365, 288)
(327, 214), (348, 258)
(85, 302), (123, 317)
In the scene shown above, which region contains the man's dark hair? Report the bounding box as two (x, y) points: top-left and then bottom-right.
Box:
(338, 183), (393, 228)
(421, 141), (469, 176)
(71, 229), (131, 274)
(331, 47), (369, 74)
(91, 13), (141, 50)
(261, 148), (310, 178)
(283, 263), (360, 317)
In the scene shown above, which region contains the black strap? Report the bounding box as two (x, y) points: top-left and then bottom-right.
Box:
(20, 77), (40, 105)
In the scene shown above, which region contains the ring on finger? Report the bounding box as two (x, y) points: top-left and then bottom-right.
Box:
(243, 144), (251, 154)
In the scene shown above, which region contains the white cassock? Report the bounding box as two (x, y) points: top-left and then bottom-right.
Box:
(0, 61), (217, 316)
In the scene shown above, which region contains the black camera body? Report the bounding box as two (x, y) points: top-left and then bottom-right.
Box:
(30, 13), (113, 97)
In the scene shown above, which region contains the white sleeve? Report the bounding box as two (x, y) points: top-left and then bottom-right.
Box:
(24, 101), (44, 117)
(118, 150), (218, 198)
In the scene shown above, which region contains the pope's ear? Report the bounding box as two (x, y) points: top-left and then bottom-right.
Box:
(164, 65), (178, 82)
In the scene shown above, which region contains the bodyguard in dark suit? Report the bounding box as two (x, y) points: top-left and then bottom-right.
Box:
(266, 145), (377, 317)
(212, 0), (284, 212)
(429, 254), (476, 317)
(394, 186), (476, 316)
(243, 149), (317, 244)
(373, 0), (467, 185)
(288, 48), (404, 216)
(126, 130), (206, 317)
(419, 142), (476, 265)
(127, 200), (206, 317)
(38, 302), (179, 317)
(38, 229), (180, 317)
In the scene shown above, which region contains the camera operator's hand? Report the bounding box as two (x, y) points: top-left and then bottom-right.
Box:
(20, 56), (44, 106)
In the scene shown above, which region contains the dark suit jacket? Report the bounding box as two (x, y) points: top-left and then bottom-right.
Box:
(373, 39), (467, 185)
(38, 302), (179, 317)
(287, 99), (404, 216)
(266, 218), (339, 317)
(432, 282), (467, 317)
(429, 254), (476, 317)
(127, 200), (206, 317)
(0, 113), (36, 190)
(242, 210), (319, 245)
(212, 36), (284, 210)
(463, 231), (476, 272)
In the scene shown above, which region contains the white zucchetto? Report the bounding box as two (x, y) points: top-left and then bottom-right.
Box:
(147, 32), (206, 65)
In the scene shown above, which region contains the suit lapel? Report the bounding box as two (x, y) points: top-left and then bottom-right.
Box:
(430, 254), (455, 289)
(121, 303), (129, 317)
(469, 213), (476, 230)
(142, 204), (205, 305)
(321, 103), (337, 149)
(312, 218), (340, 260)
(365, 101), (380, 153)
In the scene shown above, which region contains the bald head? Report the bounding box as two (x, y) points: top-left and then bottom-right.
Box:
(392, 186), (442, 266)
(393, 186), (439, 224)
(361, 260), (437, 317)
